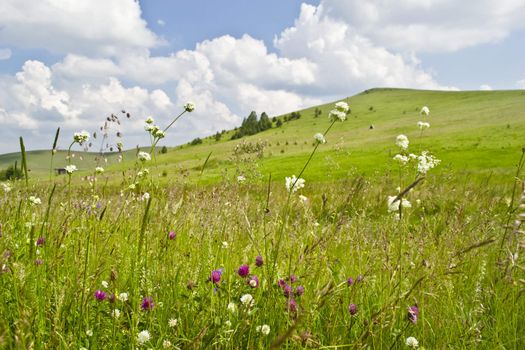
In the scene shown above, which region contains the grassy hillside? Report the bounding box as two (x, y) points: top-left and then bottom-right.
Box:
(2, 88), (525, 184)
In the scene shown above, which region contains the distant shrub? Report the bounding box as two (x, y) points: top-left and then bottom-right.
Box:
(0, 165), (23, 181)
(190, 138), (203, 145)
(160, 146), (168, 154)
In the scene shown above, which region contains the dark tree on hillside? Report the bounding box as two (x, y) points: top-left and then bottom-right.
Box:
(258, 112), (272, 131)
(276, 119), (283, 127)
(161, 146), (168, 154)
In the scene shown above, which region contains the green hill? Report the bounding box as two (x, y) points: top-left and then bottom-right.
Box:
(2, 88), (525, 184)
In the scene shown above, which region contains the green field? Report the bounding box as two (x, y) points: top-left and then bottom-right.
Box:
(0, 88), (524, 349)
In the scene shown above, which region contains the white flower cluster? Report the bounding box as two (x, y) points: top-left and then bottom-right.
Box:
(144, 123), (165, 139)
(138, 152), (151, 162)
(314, 133), (326, 144)
(73, 131), (90, 145)
(406, 336), (419, 348)
(417, 151), (441, 174)
(95, 167), (104, 174)
(237, 175), (246, 183)
(184, 101), (195, 112)
(395, 134), (409, 150)
(28, 195), (41, 205)
(387, 195), (411, 213)
(240, 293), (254, 307)
(2, 183), (11, 193)
(137, 330), (150, 345)
(420, 106), (430, 116)
(285, 175), (305, 193)
(417, 121), (430, 129)
(328, 101), (349, 121)
(256, 324), (271, 336)
(65, 165), (77, 174)
(393, 154), (409, 165)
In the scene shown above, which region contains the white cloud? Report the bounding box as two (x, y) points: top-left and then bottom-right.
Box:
(319, 0), (525, 52)
(517, 79), (525, 89)
(479, 84), (493, 91)
(0, 48), (12, 60)
(0, 0), (161, 56)
(157, 19), (166, 26)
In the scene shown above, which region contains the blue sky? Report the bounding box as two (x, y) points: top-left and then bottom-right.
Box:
(0, 0), (524, 153)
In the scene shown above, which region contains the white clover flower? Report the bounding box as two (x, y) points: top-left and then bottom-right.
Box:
(240, 294), (254, 307)
(137, 330), (150, 345)
(184, 101), (195, 112)
(222, 241), (229, 249)
(138, 152), (151, 162)
(227, 302), (236, 313)
(163, 340), (172, 348)
(328, 109), (346, 122)
(335, 101), (350, 113)
(387, 196), (411, 213)
(141, 192), (150, 201)
(101, 280), (108, 288)
(393, 154), (409, 165)
(112, 308), (121, 318)
(225, 320), (232, 328)
(144, 124), (154, 132)
(261, 324), (270, 335)
(237, 175), (246, 183)
(314, 133), (326, 144)
(145, 116), (154, 124)
(2, 183), (11, 193)
(298, 195), (308, 203)
(86, 329), (93, 337)
(417, 121), (430, 129)
(95, 167), (104, 174)
(406, 336), (419, 348)
(28, 196), (42, 205)
(168, 318), (178, 327)
(420, 106), (430, 116)
(417, 151), (441, 174)
(73, 131), (90, 145)
(65, 165), (77, 174)
(285, 175), (305, 193)
(395, 135), (409, 150)
(118, 292), (128, 302)
(153, 129), (165, 139)
(128, 183), (136, 190)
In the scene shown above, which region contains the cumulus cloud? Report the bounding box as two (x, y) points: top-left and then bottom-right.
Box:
(0, 48), (12, 60)
(479, 84), (493, 91)
(517, 79), (525, 89)
(319, 0), (525, 52)
(0, 0), (161, 56)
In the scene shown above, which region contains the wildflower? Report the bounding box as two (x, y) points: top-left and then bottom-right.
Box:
(261, 324), (271, 336)
(2, 183), (11, 193)
(222, 241), (229, 249)
(289, 275), (298, 283)
(34, 259), (43, 265)
(396, 135), (409, 150)
(335, 101), (350, 113)
(108, 293), (116, 303)
(137, 330), (150, 345)
(141, 192), (150, 201)
(248, 275), (259, 288)
(141, 297), (154, 311)
(417, 121), (430, 129)
(406, 336), (419, 348)
(314, 133), (326, 144)
(225, 320), (232, 328)
(73, 131), (90, 145)
(255, 255), (263, 267)
(285, 175), (305, 193)
(417, 151), (441, 174)
(112, 309), (121, 318)
(287, 298), (297, 313)
(36, 236), (45, 246)
(28, 196), (42, 205)
(86, 329), (93, 337)
(238, 264), (250, 277)
(145, 116), (154, 124)
(95, 167), (104, 174)
(65, 165), (77, 174)
(240, 293), (254, 307)
(163, 340), (172, 348)
(138, 151), (151, 162)
(168, 318), (178, 327)
(227, 302), (236, 313)
(393, 154), (409, 165)
(278, 279), (286, 288)
(348, 303), (357, 315)
(283, 284), (293, 297)
(237, 175), (246, 183)
(298, 195), (308, 203)
(168, 231), (176, 240)
(408, 305), (419, 324)
(295, 285), (305, 296)
(328, 109), (347, 122)
(211, 269), (222, 284)
(101, 280), (109, 288)
(153, 129), (165, 139)
(420, 106), (430, 116)
(94, 290), (107, 301)
(184, 102), (195, 112)
(347, 277), (354, 286)
(387, 196), (411, 213)
(118, 292), (128, 302)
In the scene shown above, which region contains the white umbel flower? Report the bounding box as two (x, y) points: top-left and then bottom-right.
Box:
(73, 130), (90, 145)
(95, 166), (104, 174)
(240, 294), (254, 307)
(2, 183), (11, 193)
(417, 151), (441, 174)
(145, 116), (154, 124)
(163, 339), (172, 348)
(168, 318), (178, 327)
(261, 324), (270, 335)
(335, 101), (350, 113)
(137, 330), (150, 345)
(328, 109), (346, 121)
(387, 196), (411, 213)
(314, 133), (326, 144)
(417, 121), (430, 129)
(118, 292), (128, 302)
(138, 152), (151, 162)
(237, 175), (246, 183)
(28, 196), (41, 205)
(112, 308), (121, 318)
(285, 175), (305, 193)
(184, 101), (195, 112)
(65, 165), (77, 174)
(395, 135), (409, 150)
(227, 302), (236, 313)
(420, 106), (430, 116)
(405, 336), (419, 348)
(393, 154), (409, 165)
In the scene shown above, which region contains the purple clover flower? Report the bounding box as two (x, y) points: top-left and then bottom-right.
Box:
(356, 275), (364, 283)
(408, 305), (419, 324)
(36, 237), (45, 246)
(283, 284), (293, 298)
(289, 275), (298, 283)
(238, 264), (249, 277)
(295, 285), (305, 296)
(108, 293), (116, 303)
(288, 298), (297, 313)
(141, 297), (154, 311)
(168, 231), (176, 240)
(34, 259), (43, 266)
(210, 269), (222, 284)
(347, 277), (354, 286)
(348, 303), (357, 315)
(255, 255), (263, 267)
(247, 275), (259, 288)
(278, 279), (286, 288)
(94, 290), (107, 301)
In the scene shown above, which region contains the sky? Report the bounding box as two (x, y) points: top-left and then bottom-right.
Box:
(0, 0), (524, 153)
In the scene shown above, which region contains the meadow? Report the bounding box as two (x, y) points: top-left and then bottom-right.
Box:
(0, 89), (524, 349)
